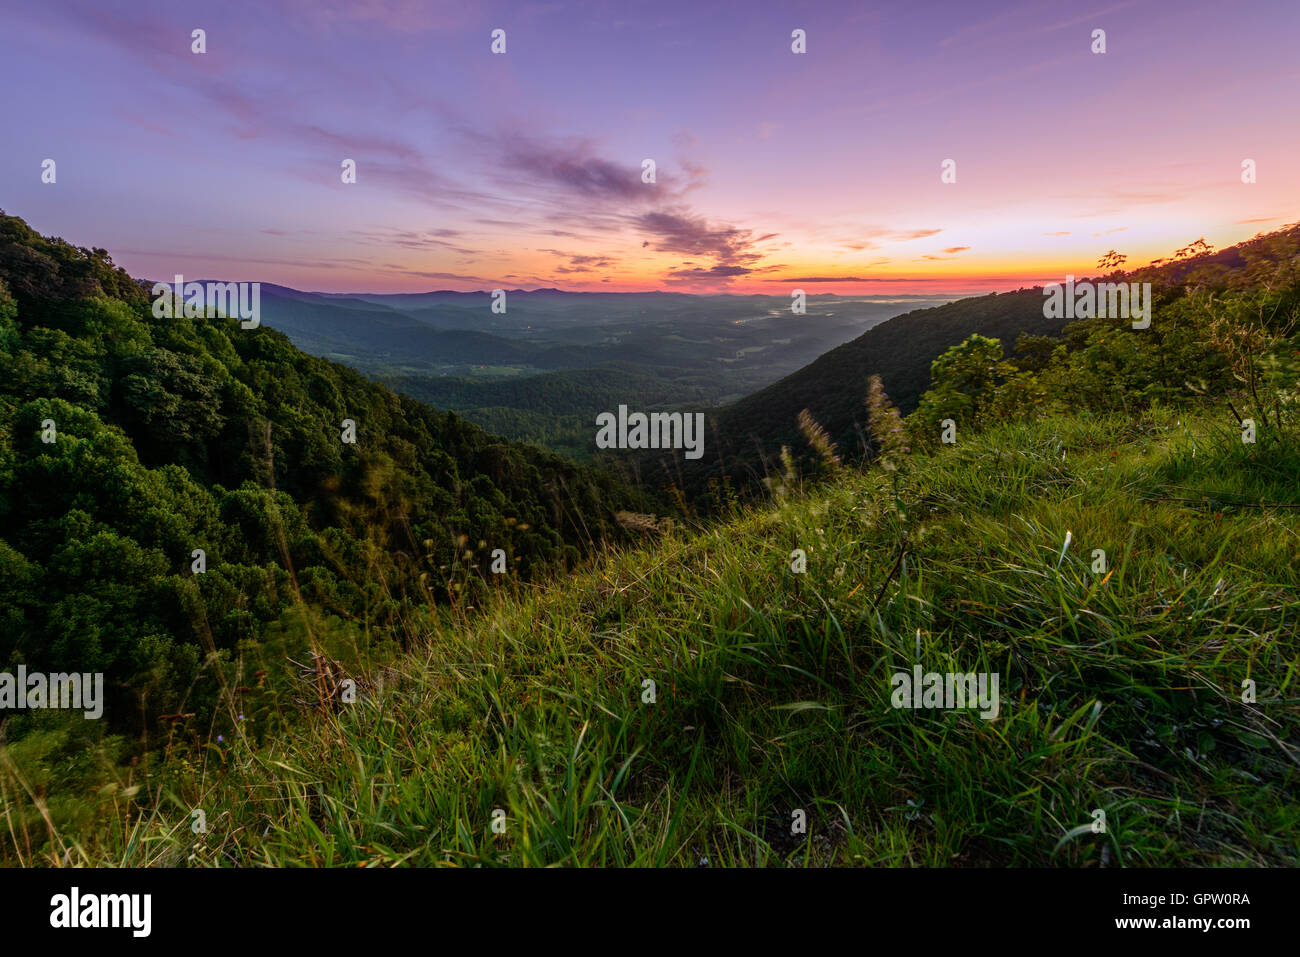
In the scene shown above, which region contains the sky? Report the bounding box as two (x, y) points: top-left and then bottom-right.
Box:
(2, 0), (1298, 295)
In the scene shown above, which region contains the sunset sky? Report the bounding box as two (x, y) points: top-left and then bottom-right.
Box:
(3, 0), (1298, 294)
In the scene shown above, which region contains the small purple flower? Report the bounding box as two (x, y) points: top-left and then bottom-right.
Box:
(238, 714), (245, 721)
(217, 735), (224, 743)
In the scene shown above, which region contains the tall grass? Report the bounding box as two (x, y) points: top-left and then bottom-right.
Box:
(4, 407), (1297, 866)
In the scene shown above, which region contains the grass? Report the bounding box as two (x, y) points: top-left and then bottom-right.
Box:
(3, 405), (1298, 866)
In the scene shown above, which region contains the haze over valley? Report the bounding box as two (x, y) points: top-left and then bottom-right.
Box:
(245, 285), (956, 457)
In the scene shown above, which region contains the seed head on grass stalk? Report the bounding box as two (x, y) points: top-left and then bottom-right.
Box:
(798, 408), (841, 471)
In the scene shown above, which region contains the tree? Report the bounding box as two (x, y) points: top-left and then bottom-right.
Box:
(909, 334), (1016, 447)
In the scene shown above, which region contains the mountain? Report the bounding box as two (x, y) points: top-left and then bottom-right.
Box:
(0, 211), (642, 740)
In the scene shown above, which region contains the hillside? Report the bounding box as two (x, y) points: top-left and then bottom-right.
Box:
(13, 405), (1297, 866)
(627, 288), (1067, 499)
(705, 288), (1059, 481)
(646, 224), (1300, 500)
(0, 211), (641, 745)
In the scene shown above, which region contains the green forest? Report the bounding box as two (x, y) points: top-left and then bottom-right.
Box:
(0, 210), (643, 758)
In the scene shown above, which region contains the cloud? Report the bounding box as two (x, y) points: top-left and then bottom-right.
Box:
(830, 227), (942, 245)
(1043, 231), (1070, 236)
(635, 209), (772, 268)
(1070, 191), (1185, 218)
(632, 209), (787, 285)
(539, 249), (617, 273)
(380, 265), (497, 284)
(352, 227), (478, 256)
(941, 1), (1140, 49)
(487, 133), (709, 208)
(665, 264), (755, 281)
(121, 248), (372, 271)
(768, 276), (958, 283)
(501, 142), (649, 202)
(400, 132), (760, 287)
(919, 245), (970, 260)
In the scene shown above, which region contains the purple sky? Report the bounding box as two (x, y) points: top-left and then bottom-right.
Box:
(3, 0), (1298, 293)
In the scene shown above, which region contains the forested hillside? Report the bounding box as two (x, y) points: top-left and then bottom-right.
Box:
(0, 211), (641, 745)
(383, 363), (715, 462)
(644, 225), (1300, 502)
(633, 289), (1061, 498)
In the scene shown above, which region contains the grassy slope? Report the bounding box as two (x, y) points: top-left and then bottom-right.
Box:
(12, 405), (1299, 867)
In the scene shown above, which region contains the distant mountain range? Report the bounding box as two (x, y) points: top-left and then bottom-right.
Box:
(213, 283), (958, 460)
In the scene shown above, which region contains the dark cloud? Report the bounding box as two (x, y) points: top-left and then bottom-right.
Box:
(496, 136), (670, 203)
(635, 210), (768, 267)
(665, 264), (755, 280)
